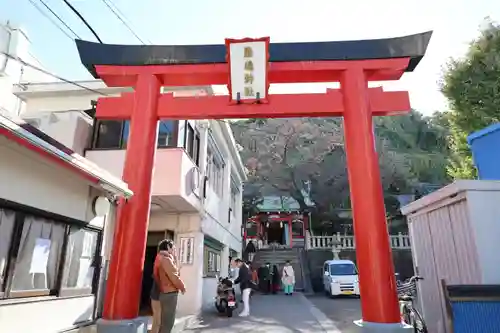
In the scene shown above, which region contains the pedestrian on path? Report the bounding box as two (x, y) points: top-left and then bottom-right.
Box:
(258, 262), (272, 294)
(233, 258), (252, 317)
(150, 246), (171, 333)
(282, 260), (295, 295)
(245, 240), (257, 262)
(154, 239), (186, 333)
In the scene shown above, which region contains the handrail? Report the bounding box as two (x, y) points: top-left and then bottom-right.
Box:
(308, 232), (411, 250)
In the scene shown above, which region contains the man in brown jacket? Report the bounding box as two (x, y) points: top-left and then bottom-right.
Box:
(154, 239), (186, 333)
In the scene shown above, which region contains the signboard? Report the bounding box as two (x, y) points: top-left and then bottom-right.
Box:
(225, 37), (270, 104)
(178, 237), (194, 265)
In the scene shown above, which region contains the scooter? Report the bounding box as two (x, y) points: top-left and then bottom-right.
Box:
(214, 277), (237, 317)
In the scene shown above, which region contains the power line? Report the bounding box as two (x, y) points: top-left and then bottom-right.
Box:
(106, 0), (151, 42)
(100, 0), (149, 44)
(1, 51), (108, 96)
(38, 0), (82, 39)
(4, 53), (267, 128)
(26, 0), (75, 41)
(61, 0), (103, 43)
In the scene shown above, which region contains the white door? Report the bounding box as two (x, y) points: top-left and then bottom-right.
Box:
(322, 263), (330, 291)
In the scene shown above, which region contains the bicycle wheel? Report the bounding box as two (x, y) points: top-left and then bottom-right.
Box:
(400, 303), (412, 326)
(411, 308), (428, 333)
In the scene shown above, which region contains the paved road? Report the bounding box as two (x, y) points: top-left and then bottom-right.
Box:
(182, 293), (341, 332)
(306, 294), (362, 333)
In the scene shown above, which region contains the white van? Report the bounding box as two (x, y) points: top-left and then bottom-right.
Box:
(322, 259), (360, 297)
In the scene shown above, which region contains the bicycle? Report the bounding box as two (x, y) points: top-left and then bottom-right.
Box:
(397, 275), (428, 333)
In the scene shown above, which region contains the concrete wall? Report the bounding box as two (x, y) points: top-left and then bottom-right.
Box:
(202, 185), (241, 252)
(0, 137), (111, 333)
(86, 148), (202, 212)
(201, 277), (218, 311)
(0, 295), (95, 333)
(149, 213), (204, 316)
(22, 110), (93, 156)
(0, 136), (90, 220)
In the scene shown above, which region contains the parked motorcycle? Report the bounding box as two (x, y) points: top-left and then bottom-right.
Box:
(214, 277), (237, 317)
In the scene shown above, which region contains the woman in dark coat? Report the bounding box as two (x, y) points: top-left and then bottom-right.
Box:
(245, 240), (257, 262)
(271, 265), (281, 294)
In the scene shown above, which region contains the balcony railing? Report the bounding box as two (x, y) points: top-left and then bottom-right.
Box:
(308, 232), (411, 250)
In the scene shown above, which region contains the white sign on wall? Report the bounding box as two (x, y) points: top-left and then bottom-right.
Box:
(179, 237), (195, 265)
(226, 37), (270, 104)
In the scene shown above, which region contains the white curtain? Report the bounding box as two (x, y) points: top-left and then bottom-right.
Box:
(0, 209), (15, 287)
(11, 215), (65, 291)
(61, 228), (98, 289)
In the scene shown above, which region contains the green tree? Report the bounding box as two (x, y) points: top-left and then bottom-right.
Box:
(374, 110), (450, 185)
(441, 20), (500, 179)
(232, 111), (450, 234)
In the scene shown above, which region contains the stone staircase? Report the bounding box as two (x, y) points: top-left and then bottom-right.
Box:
(252, 248), (309, 292)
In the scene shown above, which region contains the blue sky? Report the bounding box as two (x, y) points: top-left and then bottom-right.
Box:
(1, 0), (499, 115)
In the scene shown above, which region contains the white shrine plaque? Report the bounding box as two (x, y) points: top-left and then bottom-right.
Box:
(225, 37), (270, 104)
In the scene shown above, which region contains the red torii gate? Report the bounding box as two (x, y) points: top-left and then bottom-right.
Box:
(76, 32), (431, 331)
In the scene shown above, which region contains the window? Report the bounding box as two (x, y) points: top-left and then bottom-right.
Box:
(93, 120), (125, 149)
(158, 120), (177, 148)
(330, 263), (358, 276)
(9, 215), (66, 297)
(185, 124), (194, 155)
(193, 134), (200, 165)
(60, 228), (99, 296)
(229, 178), (239, 213)
(90, 120), (180, 150)
(206, 147), (224, 197)
(182, 122), (200, 165)
(203, 247), (221, 277)
(0, 205), (102, 300)
(0, 209), (15, 296)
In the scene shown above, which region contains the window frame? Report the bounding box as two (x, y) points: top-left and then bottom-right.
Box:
(4, 214), (68, 299)
(206, 147), (225, 198)
(203, 246), (221, 278)
(59, 226), (102, 297)
(157, 120), (180, 149)
(91, 120), (128, 150)
(0, 208), (16, 298)
(229, 177), (239, 212)
(182, 121), (201, 166)
(0, 198), (103, 301)
(89, 119), (180, 150)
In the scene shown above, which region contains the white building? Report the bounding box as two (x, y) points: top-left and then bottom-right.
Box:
(0, 23), (53, 116)
(0, 108), (132, 333)
(12, 79), (247, 319)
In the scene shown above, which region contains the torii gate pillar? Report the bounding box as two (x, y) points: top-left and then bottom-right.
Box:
(341, 68), (404, 331)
